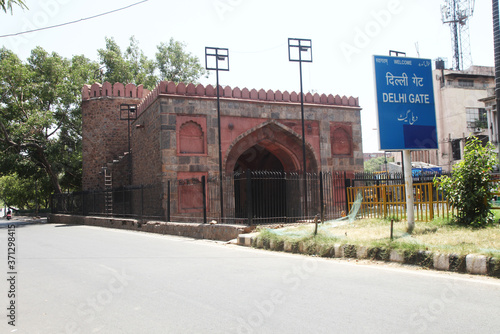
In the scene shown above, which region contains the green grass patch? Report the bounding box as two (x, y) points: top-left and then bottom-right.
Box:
(256, 217), (500, 260)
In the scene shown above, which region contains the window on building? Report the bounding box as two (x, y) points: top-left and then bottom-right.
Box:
(451, 139), (461, 160)
(458, 79), (474, 88)
(466, 108), (487, 129)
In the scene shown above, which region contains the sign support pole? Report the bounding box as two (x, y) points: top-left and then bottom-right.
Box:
(403, 150), (414, 233)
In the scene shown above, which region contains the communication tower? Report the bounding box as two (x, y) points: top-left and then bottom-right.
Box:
(441, 0), (475, 70)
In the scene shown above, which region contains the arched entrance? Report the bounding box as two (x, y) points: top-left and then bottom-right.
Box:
(233, 145), (287, 220)
(226, 121), (319, 222)
(234, 144), (285, 172)
(225, 121), (318, 174)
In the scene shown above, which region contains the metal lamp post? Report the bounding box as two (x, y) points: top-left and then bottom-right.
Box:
(205, 47), (229, 221)
(120, 104), (137, 185)
(288, 38), (312, 218)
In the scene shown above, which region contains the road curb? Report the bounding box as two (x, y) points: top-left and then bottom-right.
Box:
(237, 232), (500, 279)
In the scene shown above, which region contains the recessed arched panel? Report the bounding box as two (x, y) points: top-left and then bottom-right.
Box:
(331, 123), (353, 157)
(179, 121), (205, 154)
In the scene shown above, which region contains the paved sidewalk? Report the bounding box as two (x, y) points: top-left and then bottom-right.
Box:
(0, 216), (48, 227)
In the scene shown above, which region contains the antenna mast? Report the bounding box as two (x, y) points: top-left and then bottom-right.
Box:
(441, 0), (475, 70)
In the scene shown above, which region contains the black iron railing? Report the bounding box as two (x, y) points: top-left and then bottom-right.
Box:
(51, 184), (164, 220)
(51, 171), (351, 225)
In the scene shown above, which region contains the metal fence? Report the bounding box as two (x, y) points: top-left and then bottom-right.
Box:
(52, 184), (165, 220)
(165, 171), (349, 225)
(346, 182), (454, 221)
(52, 171), (349, 225)
(50, 171), (500, 225)
(350, 171), (447, 188)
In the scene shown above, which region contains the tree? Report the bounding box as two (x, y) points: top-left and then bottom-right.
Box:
(98, 36), (207, 90)
(0, 173), (50, 209)
(125, 36), (158, 89)
(364, 155), (393, 173)
(98, 37), (135, 86)
(0, 47), (99, 194)
(156, 38), (208, 84)
(0, 0), (27, 14)
(435, 136), (497, 227)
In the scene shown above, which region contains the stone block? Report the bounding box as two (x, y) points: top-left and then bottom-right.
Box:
(356, 246), (368, 259)
(334, 244), (343, 258)
(299, 241), (307, 253)
(238, 233), (257, 247)
(466, 255), (488, 275)
(433, 253), (450, 271)
(390, 250), (405, 263)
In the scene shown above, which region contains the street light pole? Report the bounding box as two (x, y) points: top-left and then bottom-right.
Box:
(288, 38), (313, 218)
(205, 47), (229, 222)
(120, 104), (137, 185)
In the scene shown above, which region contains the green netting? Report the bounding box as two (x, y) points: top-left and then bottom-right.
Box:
(268, 191), (363, 237)
(323, 191), (363, 225)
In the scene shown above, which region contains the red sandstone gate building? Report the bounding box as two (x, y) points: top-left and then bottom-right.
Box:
(81, 81), (363, 222)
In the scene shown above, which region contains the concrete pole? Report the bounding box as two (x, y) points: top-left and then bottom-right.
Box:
(403, 150), (415, 233)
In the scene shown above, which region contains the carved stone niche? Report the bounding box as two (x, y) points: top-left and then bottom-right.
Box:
(330, 122), (353, 157)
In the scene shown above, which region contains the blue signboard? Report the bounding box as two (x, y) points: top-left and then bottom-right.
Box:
(373, 55), (438, 150)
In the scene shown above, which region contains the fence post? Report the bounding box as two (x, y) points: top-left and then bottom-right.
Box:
(123, 188), (126, 217)
(344, 171), (350, 214)
(81, 191), (85, 216)
(140, 185), (144, 219)
(202, 176), (207, 224)
(319, 171), (324, 222)
(428, 183), (434, 220)
(167, 180), (171, 222)
(382, 185), (387, 219)
(246, 170), (253, 226)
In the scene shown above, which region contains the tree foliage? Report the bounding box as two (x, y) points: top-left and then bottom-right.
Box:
(98, 36), (207, 90)
(364, 155), (393, 173)
(435, 137), (497, 227)
(0, 173), (50, 209)
(0, 47), (99, 194)
(156, 38), (208, 84)
(0, 0), (27, 14)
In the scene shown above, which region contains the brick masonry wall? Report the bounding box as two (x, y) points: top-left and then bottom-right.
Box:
(131, 99), (162, 186)
(82, 96), (144, 190)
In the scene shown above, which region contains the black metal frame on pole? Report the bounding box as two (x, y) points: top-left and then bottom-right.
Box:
(120, 104), (138, 185)
(205, 47), (229, 221)
(288, 38), (312, 217)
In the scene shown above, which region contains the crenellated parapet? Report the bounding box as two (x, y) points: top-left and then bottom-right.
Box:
(82, 81), (360, 114)
(137, 81), (360, 114)
(82, 82), (151, 100)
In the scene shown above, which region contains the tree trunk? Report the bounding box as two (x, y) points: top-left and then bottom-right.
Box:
(36, 147), (62, 194)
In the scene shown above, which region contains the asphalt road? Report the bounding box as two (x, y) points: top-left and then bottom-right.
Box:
(1, 218), (500, 334)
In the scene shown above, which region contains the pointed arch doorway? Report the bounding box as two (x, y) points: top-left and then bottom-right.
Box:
(225, 122), (319, 223)
(233, 144), (287, 221)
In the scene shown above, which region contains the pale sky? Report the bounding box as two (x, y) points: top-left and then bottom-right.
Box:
(0, 0), (495, 152)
